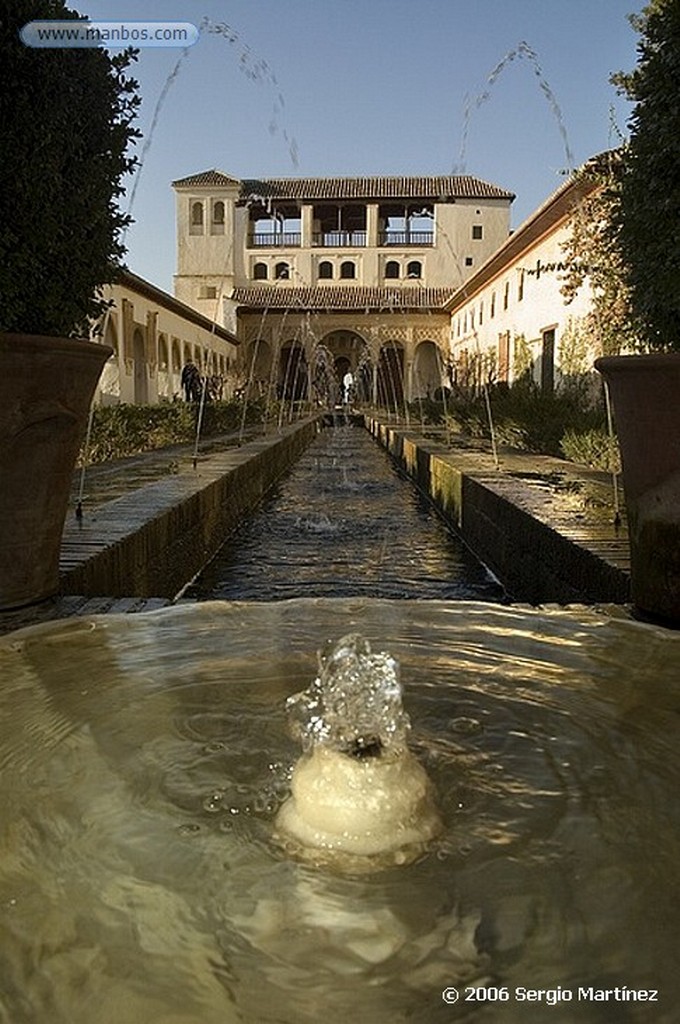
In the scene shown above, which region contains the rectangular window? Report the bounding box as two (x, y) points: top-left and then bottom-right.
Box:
(490, 292), (496, 318)
(498, 331), (510, 382)
(541, 328), (556, 391)
(503, 281), (510, 310)
(472, 224), (483, 240)
(518, 269), (525, 302)
(479, 301), (484, 325)
(465, 256), (473, 266)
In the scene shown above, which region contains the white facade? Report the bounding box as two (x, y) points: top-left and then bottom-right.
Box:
(171, 170), (514, 402)
(93, 270), (239, 406)
(173, 171), (513, 311)
(446, 175), (598, 390)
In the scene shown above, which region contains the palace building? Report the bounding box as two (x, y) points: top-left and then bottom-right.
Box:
(172, 169), (514, 403)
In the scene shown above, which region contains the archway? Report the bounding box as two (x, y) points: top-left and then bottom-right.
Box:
(279, 341), (308, 400)
(99, 316), (119, 405)
(320, 330), (367, 374)
(172, 339), (182, 395)
(412, 340), (442, 399)
(132, 327), (148, 404)
(377, 342), (404, 410)
(158, 334), (170, 398)
(245, 337), (273, 392)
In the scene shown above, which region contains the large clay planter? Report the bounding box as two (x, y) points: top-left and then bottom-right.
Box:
(0, 333), (112, 610)
(595, 353), (680, 625)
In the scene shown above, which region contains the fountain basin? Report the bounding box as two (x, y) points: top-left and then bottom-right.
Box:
(2, 598), (680, 1023)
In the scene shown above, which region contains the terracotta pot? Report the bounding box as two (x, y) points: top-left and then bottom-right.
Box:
(595, 353), (680, 625)
(0, 333), (112, 610)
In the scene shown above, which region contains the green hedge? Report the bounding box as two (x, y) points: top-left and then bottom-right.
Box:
(79, 399), (268, 465)
(410, 380), (619, 471)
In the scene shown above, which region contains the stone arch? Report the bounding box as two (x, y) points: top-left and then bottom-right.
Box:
(157, 333), (171, 398)
(377, 341), (404, 410)
(172, 338), (182, 396)
(412, 340), (442, 399)
(99, 314), (120, 404)
(132, 327), (148, 404)
(279, 340), (308, 400)
(319, 329), (368, 374)
(245, 337), (273, 386)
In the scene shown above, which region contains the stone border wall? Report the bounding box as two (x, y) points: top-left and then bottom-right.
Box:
(60, 419), (320, 599)
(366, 417), (630, 605)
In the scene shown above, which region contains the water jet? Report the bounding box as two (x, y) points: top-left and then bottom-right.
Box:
(275, 633), (442, 868)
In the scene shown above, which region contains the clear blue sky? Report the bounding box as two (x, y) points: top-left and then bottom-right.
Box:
(72, 0), (642, 294)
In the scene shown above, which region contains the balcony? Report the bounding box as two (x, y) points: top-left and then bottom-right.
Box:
(312, 231), (367, 248)
(379, 231), (434, 247)
(248, 232), (301, 248)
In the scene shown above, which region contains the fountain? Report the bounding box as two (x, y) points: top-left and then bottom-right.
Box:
(2, 598), (680, 1023)
(275, 633), (442, 868)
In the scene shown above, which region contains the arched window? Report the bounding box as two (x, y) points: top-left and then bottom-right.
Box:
(340, 260), (356, 279)
(190, 201), (204, 229)
(385, 261), (400, 279)
(212, 201), (225, 224)
(318, 261), (333, 280)
(254, 262), (268, 280)
(275, 262), (290, 280)
(406, 261), (422, 279)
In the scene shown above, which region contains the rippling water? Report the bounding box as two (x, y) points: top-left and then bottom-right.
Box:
(2, 600), (680, 1023)
(186, 423), (504, 602)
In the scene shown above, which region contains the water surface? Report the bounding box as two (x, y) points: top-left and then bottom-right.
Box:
(2, 599), (680, 1023)
(188, 423), (503, 602)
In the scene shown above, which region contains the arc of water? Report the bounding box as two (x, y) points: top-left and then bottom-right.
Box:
(124, 19), (299, 234)
(455, 40), (574, 177)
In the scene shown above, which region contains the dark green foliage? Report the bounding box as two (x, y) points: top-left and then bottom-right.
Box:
(80, 400), (267, 464)
(616, 0), (680, 350)
(0, 0), (140, 336)
(445, 380), (610, 465)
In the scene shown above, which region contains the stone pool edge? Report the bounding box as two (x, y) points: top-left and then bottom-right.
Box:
(58, 417), (321, 601)
(366, 417), (631, 606)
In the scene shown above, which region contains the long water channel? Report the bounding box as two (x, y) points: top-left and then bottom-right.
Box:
(187, 421), (505, 603)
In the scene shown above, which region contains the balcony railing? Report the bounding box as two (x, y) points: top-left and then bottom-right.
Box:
(248, 232), (301, 248)
(247, 229), (434, 248)
(379, 231), (434, 246)
(312, 231), (367, 248)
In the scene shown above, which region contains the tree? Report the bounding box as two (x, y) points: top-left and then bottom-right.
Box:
(0, 0), (141, 337)
(615, 0), (680, 350)
(559, 151), (638, 356)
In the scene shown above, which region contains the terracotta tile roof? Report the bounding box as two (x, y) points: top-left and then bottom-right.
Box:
(173, 169), (514, 202)
(240, 176), (514, 201)
(172, 169), (241, 188)
(230, 286), (452, 311)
